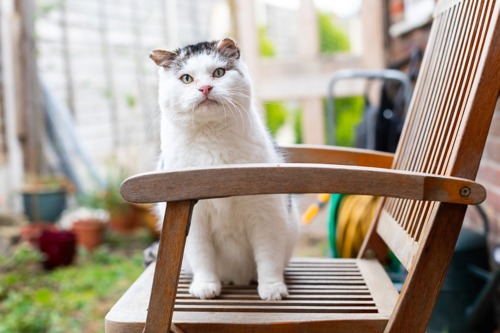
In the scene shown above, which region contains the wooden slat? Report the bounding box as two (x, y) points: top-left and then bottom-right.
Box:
(281, 144), (394, 168)
(173, 305), (378, 314)
(106, 258), (398, 333)
(448, 0), (499, 178)
(434, 0), (462, 16)
(358, 259), (399, 317)
(377, 211), (419, 270)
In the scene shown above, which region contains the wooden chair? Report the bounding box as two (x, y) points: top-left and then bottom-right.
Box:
(105, 1), (500, 332)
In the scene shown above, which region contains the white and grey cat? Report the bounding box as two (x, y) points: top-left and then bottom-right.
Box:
(150, 38), (299, 301)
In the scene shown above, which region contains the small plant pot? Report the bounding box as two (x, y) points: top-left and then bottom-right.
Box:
(22, 189), (67, 223)
(20, 222), (58, 247)
(72, 219), (105, 251)
(38, 229), (76, 270)
(109, 211), (137, 234)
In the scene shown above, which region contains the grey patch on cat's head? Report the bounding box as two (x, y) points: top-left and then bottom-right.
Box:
(150, 38), (242, 74)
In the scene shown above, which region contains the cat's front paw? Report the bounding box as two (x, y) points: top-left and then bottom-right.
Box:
(258, 281), (288, 300)
(189, 280), (221, 299)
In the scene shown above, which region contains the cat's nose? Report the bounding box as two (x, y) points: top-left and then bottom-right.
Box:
(199, 85), (213, 96)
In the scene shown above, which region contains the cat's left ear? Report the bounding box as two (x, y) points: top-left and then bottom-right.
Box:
(150, 50), (178, 68)
(217, 38), (240, 59)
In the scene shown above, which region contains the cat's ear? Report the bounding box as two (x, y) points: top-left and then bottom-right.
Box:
(217, 38), (240, 59)
(150, 50), (178, 68)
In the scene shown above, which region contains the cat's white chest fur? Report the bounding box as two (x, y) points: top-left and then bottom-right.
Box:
(153, 38), (299, 300)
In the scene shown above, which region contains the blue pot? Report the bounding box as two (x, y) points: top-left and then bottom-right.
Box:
(22, 190), (67, 223)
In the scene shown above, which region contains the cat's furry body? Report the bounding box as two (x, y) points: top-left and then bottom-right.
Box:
(151, 39), (299, 300)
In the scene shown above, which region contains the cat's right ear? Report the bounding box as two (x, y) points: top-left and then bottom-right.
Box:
(150, 50), (178, 68)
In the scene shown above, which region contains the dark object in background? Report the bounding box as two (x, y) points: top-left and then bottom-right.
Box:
(38, 229), (76, 270)
(374, 80), (406, 153)
(427, 207), (498, 333)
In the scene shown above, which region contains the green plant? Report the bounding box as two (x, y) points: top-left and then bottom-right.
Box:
(264, 102), (287, 136)
(0, 246), (144, 333)
(125, 94), (137, 108)
(318, 12), (350, 54)
(293, 109), (303, 144)
(258, 26), (276, 58)
(77, 169), (129, 216)
(22, 174), (73, 193)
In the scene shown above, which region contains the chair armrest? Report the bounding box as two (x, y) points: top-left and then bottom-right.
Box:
(281, 144), (394, 168)
(120, 163), (485, 205)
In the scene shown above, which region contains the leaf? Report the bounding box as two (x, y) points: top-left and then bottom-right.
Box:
(34, 288), (53, 305)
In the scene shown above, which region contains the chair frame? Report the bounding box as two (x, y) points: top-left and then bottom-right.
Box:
(106, 1), (500, 332)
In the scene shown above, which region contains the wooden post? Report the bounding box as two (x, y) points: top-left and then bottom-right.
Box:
(16, 0), (46, 178)
(233, 0), (258, 76)
(60, 0), (75, 115)
(143, 200), (196, 333)
(1, 0), (24, 212)
(97, 0), (119, 150)
(299, 0), (325, 145)
(361, 0), (387, 105)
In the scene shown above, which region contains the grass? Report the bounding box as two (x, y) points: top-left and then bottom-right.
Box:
(0, 231), (152, 333)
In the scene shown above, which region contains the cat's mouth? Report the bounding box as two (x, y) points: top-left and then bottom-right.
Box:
(198, 98), (219, 107)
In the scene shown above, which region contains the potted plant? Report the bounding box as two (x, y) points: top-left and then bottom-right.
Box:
(21, 174), (74, 224)
(77, 169), (138, 234)
(38, 228), (76, 270)
(59, 207), (109, 251)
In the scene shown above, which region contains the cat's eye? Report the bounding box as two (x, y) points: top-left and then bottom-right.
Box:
(180, 74), (194, 84)
(213, 68), (226, 78)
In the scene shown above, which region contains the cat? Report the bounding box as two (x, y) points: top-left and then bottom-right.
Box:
(150, 38), (299, 301)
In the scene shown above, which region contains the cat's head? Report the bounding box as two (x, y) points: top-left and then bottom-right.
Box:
(151, 38), (252, 127)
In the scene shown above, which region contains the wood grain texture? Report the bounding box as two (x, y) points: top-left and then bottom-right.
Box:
(106, 258), (397, 333)
(120, 163), (485, 205)
(143, 201), (195, 333)
(281, 144), (394, 167)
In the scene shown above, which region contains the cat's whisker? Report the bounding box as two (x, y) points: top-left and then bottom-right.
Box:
(190, 103), (196, 130)
(219, 98), (229, 128)
(220, 96), (248, 135)
(226, 97), (254, 136)
(219, 97), (242, 133)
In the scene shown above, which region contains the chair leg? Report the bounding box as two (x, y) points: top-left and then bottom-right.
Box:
(143, 200), (196, 333)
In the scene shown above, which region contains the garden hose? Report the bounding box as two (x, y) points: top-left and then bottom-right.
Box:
(335, 195), (380, 258)
(302, 193), (331, 224)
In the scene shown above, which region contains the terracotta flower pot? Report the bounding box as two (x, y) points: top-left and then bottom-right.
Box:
(109, 212), (137, 234)
(20, 222), (58, 247)
(38, 229), (76, 270)
(72, 219), (105, 251)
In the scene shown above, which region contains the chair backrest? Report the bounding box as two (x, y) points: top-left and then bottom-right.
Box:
(361, 0), (499, 331)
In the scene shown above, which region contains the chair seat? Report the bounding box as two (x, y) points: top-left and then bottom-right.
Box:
(105, 257), (399, 333)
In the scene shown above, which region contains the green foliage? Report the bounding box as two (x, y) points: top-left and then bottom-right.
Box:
(0, 244), (45, 271)
(318, 12), (350, 54)
(77, 168), (129, 215)
(258, 27), (276, 58)
(327, 96), (365, 147)
(264, 102), (287, 136)
(264, 102), (304, 144)
(0, 246), (143, 333)
(125, 94), (137, 108)
(294, 110), (303, 144)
